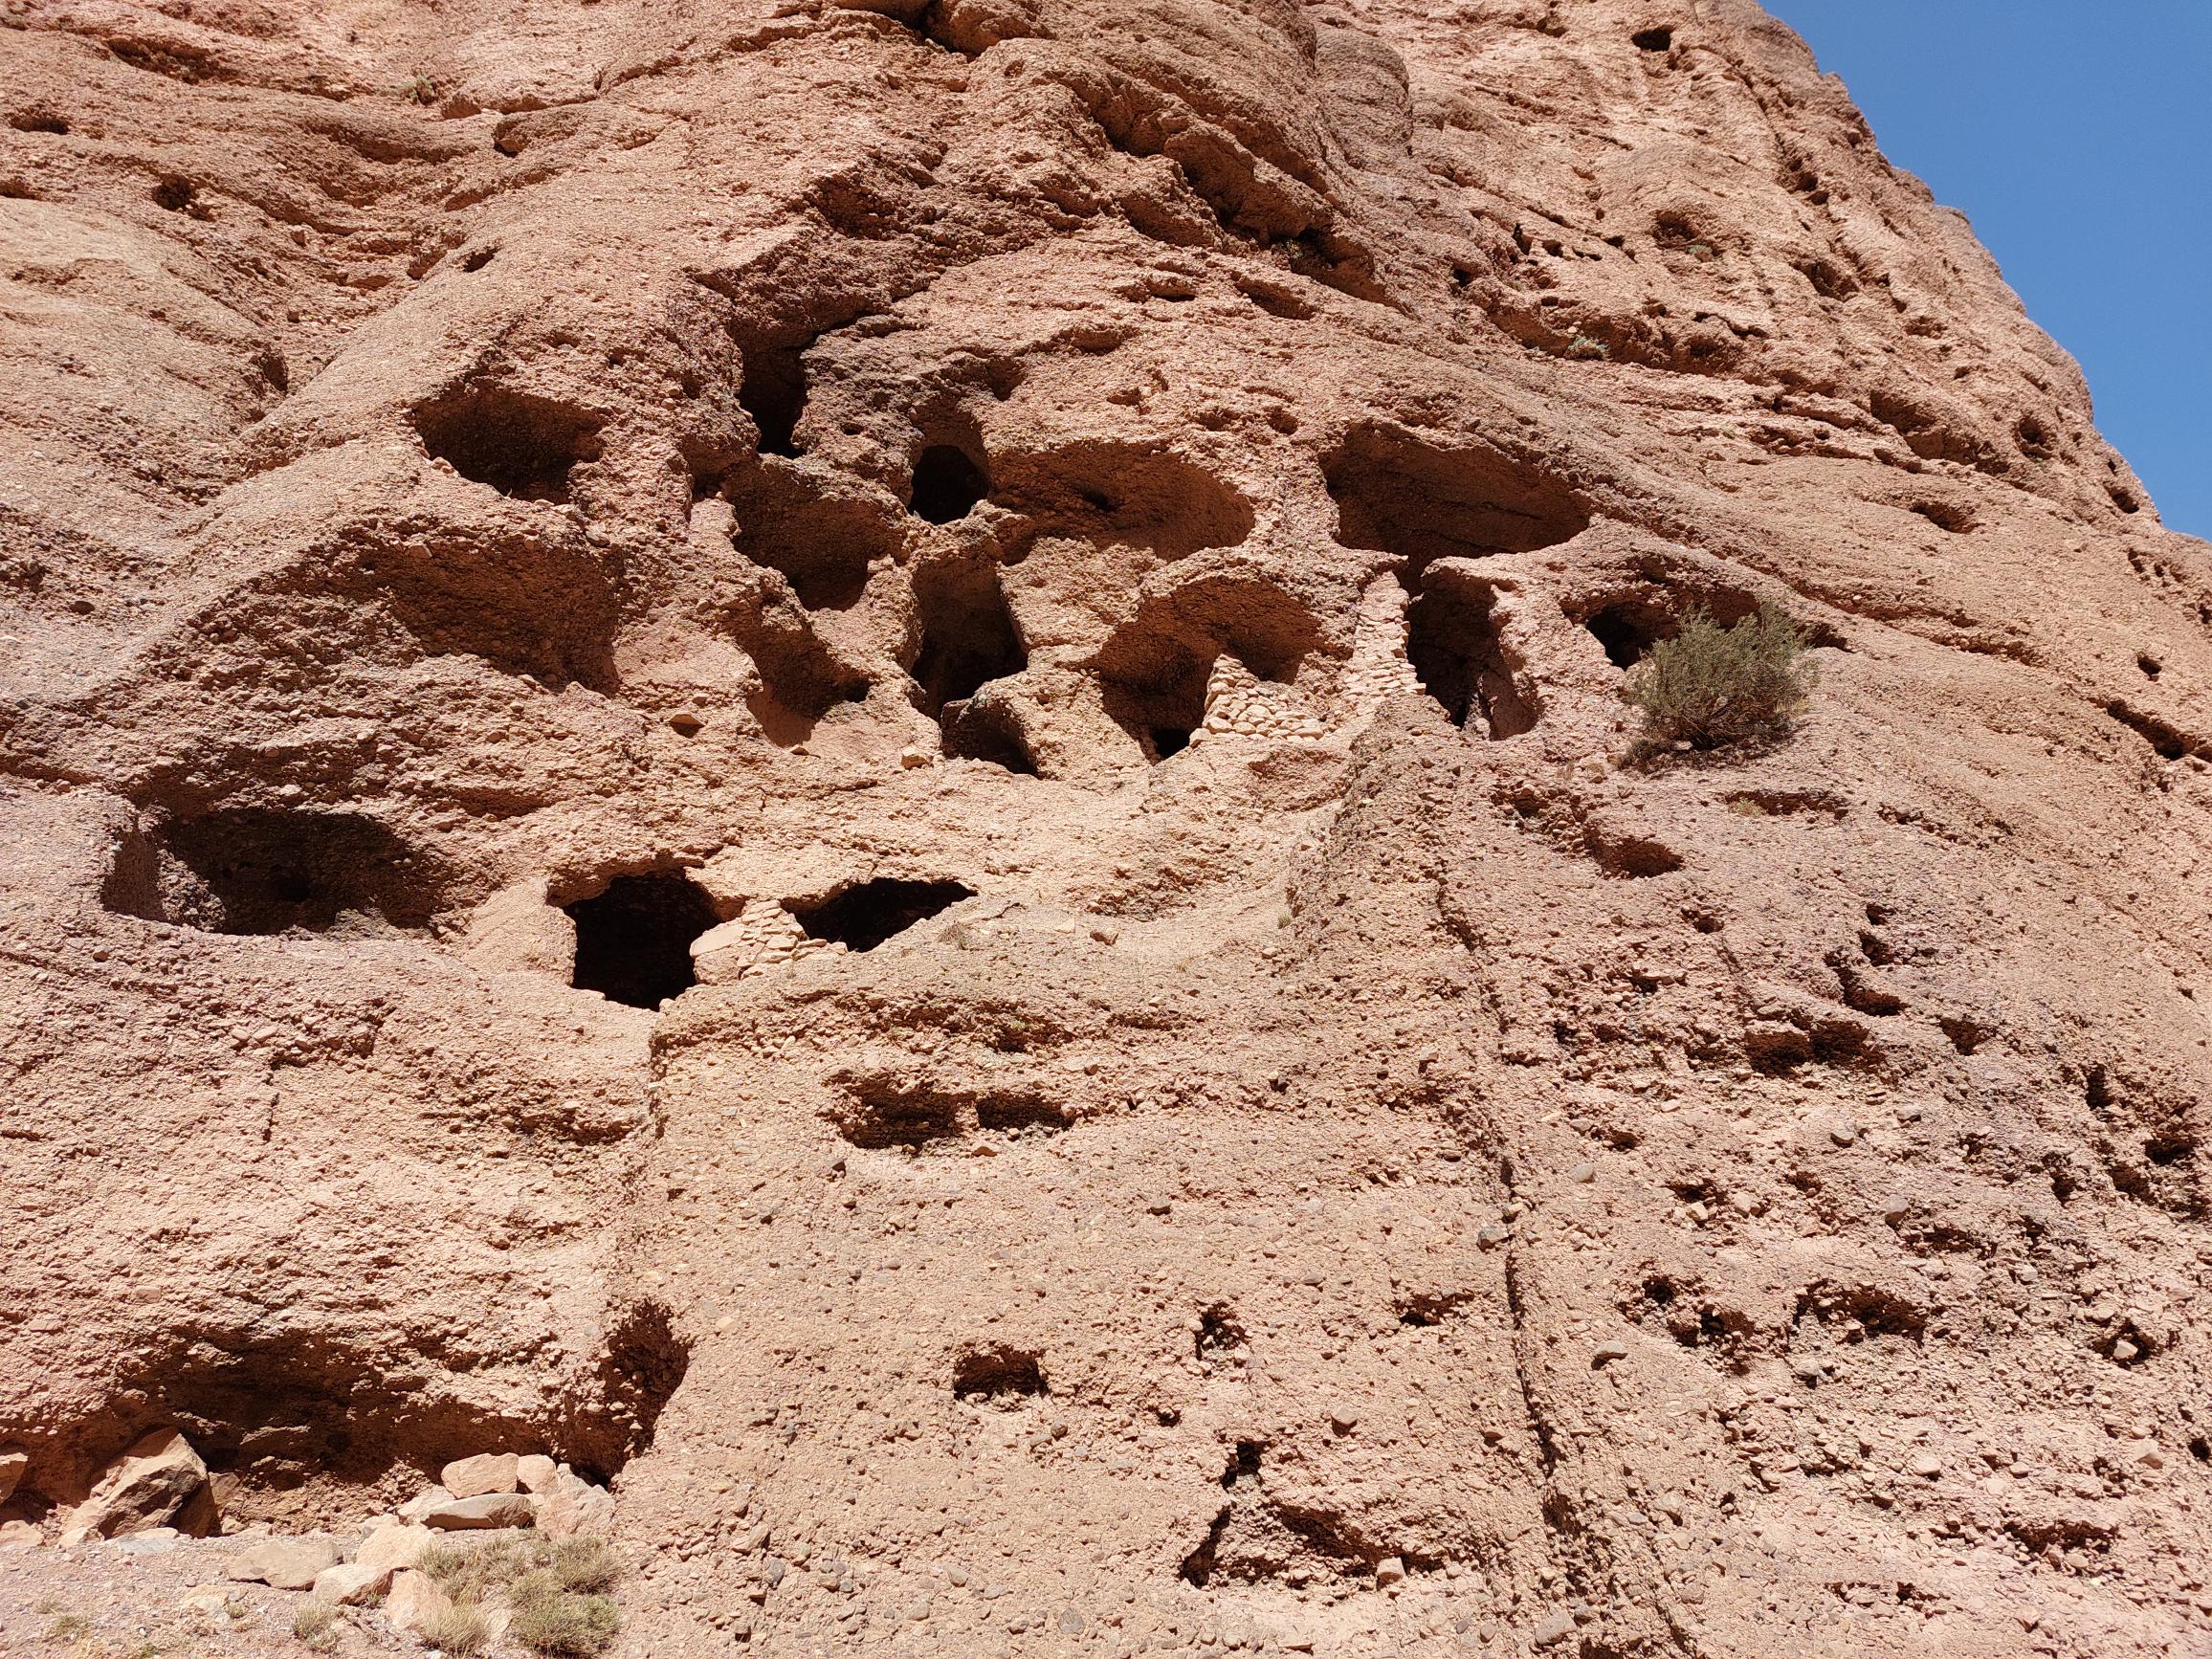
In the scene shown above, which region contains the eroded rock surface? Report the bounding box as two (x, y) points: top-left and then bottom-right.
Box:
(2, 0), (2209, 1655)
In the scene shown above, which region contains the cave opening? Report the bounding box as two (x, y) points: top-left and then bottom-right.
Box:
(911, 444), (991, 524)
(788, 879), (975, 952)
(566, 874), (719, 1009)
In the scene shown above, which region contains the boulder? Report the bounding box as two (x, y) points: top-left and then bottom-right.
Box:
(439, 1452), (520, 1498)
(0, 1444), (27, 1506)
(311, 1560), (387, 1605)
(310, 1518), (441, 1603)
(420, 1490), (536, 1530)
(384, 1569), (457, 1641)
(0, 1519), (40, 1550)
(398, 1485), (453, 1521)
(516, 1454), (559, 1494)
(59, 1429), (209, 1546)
(355, 1519), (437, 1576)
(226, 1534), (341, 1588)
(536, 1467), (615, 1539)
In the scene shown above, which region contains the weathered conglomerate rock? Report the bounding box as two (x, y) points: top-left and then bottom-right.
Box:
(2, 0), (2208, 1654)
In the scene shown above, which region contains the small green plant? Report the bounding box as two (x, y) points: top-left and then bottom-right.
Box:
(292, 1599), (339, 1648)
(401, 71), (438, 105)
(1565, 333), (1610, 360)
(41, 1612), (92, 1643)
(1626, 601), (1814, 753)
(419, 1599), (491, 1657)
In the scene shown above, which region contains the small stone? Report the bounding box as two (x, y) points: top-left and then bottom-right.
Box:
(420, 1491), (536, 1530)
(1909, 1452), (1942, 1478)
(2125, 1439), (2165, 1470)
(0, 1445), (26, 1506)
(226, 1535), (341, 1588)
(1058, 1607), (1086, 1632)
(0, 1519), (39, 1550)
(899, 746), (930, 769)
(1829, 1121), (1859, 1146)
(1878, 1195), (1912, 1224)
(1533, 1608), (1576, 1646)
(177, 1585), (236, 1614)
(1567, 1162), (1597, 1183)
(1374, 1556), (1405, 1586)
(439, 1452), (520, 1498)
(1476, 1224), (1511, 1250)
(1327, 1405), (1360, 1432)
(2112, 1338), (2142, 1363)
(1591, 1341), (1630, 1368)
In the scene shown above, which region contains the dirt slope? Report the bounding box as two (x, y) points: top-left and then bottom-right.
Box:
(4, 0), (2211, 1654)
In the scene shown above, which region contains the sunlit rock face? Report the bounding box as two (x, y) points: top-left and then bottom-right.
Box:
(2, 1), (2207, 1654)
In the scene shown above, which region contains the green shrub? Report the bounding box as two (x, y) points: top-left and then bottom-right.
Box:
(1626, 601), (1813, 751)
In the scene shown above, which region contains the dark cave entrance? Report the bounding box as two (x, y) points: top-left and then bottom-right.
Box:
(565, 874), (719, 1009)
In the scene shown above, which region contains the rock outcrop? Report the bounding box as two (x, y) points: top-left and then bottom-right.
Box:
(1, 0), (2207, 1655)
(56, 1432), (212, 1547)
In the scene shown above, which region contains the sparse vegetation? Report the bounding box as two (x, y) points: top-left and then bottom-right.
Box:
(418, 1533), (624, 1657)
(1565, 333), (1610, 360)
(545, 1535), (622, 1594)
(1626, 600), (1814, 752)
(400, 71), (439, 105)
(292, 1599), (339, 1648)
(508, 1576), (621, 1658)
(419, 1599), (492, 1657)
(41, 1611), (92, 1643)
(421, 1533), (539, 1602)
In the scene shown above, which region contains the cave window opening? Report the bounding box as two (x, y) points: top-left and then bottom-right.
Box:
(105, 808), (443, 936)
(940, 701), (1039, 775)
(1584, 603), (1668, 668)
(911, 445), (990, 524)
(1151, 726), (1191, 759)
(911, 563), (1033, 772)
(1406, 583), (1534, 738)
(566, 874), (719, 1009)
(952, 1346), (1045, 1405)
(787, 879), (975, 952)
(911, 566), (1026, 717)
(411, 385), (604, 502)
(1322, 425), (1588, 581)
(1633, 26), (1673, 51)
(740, 345), (806, 457)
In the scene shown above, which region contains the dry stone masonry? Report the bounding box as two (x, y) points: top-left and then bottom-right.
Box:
(2, 0), (2209, 1656)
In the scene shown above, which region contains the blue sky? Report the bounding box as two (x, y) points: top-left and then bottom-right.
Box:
(1761, 2), (2211, 540)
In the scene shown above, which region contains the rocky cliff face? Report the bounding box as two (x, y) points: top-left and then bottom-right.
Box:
(4, 0), (2209, 1653)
